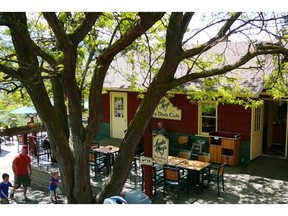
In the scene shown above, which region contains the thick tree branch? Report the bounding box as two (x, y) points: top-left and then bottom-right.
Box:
(1, 12), (39, 72)
(79, 47), (95, 92)
(42, 12), (72, 48)
(86, 12), (165, 141)
(182, 12), (242, 59)
(170, 45), (288, 89)
(0, 63), (19, 78)
(180, 12), (194, 36)
(70, 12), (101, 45)
(31, 41), (59, 71)
(102, 13), (165, 59)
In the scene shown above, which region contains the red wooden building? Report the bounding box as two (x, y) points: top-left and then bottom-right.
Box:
(93, 42), (287, 163)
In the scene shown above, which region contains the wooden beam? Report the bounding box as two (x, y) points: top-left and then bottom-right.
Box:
(0, 124), (44, 137)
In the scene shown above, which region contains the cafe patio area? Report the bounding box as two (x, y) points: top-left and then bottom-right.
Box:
(2, 137), (288, 204)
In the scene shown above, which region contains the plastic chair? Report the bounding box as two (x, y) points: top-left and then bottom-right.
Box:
(141, 164), (164, 196)
(163, 165), (189, 200)
(203, 162), (226, 196)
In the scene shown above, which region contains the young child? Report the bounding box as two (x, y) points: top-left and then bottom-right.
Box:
(48, 171), (62, 204)
(0, 173), (14, 204)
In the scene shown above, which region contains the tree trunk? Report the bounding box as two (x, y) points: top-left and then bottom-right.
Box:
(96, 80), (172, 203)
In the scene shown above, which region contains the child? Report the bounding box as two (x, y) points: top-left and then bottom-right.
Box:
(0, 173), (14, 204)
(48, 171), (62, 204)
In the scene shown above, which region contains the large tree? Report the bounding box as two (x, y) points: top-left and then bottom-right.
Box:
(0, 12), (288, 204)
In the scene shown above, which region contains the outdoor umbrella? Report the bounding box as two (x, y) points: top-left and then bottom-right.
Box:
(10, 106), (37, 114)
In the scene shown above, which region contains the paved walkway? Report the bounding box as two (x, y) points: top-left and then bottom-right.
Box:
(1, 138), (288, 204)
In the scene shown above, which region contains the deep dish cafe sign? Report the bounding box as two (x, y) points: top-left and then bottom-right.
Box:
(152, 134), (169, 165)
(153, 97), (182, 120)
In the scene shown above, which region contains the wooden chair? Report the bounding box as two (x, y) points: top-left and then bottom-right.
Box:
(197, 152), (212, 163)
(177, 136), (189, 152)
(178, 149), (192, 159)
(203, 162), (226, 196)
(141, 164), (164, 196)
(163, 165), (189, 200)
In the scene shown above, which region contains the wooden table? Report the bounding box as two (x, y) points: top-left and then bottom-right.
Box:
(167, 156), (211, 193)
(168, 156), (186, 166)
(91, 145), (119, 175)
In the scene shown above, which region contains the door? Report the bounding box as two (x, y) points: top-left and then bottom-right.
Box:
(110, 92), (127, 139)
(250, 105), (264, 160)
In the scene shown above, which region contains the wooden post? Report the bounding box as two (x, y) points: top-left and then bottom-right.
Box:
(144, 124), (153, 197)
(22, 134), (28, 145)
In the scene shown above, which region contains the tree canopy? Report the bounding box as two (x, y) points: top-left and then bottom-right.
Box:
(1, 12), (288, 204)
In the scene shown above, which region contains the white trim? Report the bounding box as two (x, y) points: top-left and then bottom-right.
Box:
(198, 101), (218, 136)
(110, 92), (128, 139)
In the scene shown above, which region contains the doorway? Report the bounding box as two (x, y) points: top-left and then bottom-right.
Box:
(263, 100), (287, 158)
(110, 92), (127, 139)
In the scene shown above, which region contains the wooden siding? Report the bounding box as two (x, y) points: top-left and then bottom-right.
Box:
(102, 93), (110, 123)
(151, 94), (198, 134)
(218, 104), (251, 140)
(103, 91), (251, 141)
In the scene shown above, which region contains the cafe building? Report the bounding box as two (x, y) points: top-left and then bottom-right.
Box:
(93, 42), (288, 165)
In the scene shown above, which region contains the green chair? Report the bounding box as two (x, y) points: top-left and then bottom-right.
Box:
(89, 151), (107, 177)
(163, 165), (189, 200)
(141, 164), (164, 196)
(203, 162), (226, 196)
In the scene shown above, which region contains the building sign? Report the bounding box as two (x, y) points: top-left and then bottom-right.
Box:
(140, 156), (153, 166)
(153, 96), (182, 120)
(152, 134), (169, 165)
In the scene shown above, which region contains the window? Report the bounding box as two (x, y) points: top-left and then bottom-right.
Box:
(114, 97), (124, 118)
(199, 102), (217, 135)
(253, 106), (261, 132)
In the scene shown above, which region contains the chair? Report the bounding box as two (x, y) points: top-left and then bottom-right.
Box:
(163, 165), (189, 200)
(198, 152), (211, 162)
(203, 162), (226, 196)
(37, 139), (52, 166)
(178, 149), (192, 159)
(191, 140), (206, 158)
(141, 164), (164, 195)
(89, 151), (107, 177)
(91, 143), (100, 149)
(177, 136), (189, 153)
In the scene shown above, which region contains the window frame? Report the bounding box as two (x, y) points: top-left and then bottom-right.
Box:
(198, 101), (218, 136)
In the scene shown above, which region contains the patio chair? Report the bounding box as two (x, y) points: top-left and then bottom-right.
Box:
(203, 162), (226, 196)
(177, 135), (189, 153)
(178, 149), (192, 159)
(163, 165), (189, 200)
(89, 151), (107, 177)
(141, 164), (164, 196)
(37, 139), (52, 166)
(197, 152), (212, 175)
(191, 140), (206, 159)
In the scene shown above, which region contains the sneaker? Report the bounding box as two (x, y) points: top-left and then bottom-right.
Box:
(22, 197), (31, 202)
(51, 198), (57, 204)
(10, 193), (14, 200)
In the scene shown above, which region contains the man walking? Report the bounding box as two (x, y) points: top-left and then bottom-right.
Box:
(10, 145), (32, 202)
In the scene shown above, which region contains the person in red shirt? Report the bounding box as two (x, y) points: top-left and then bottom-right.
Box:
(10, 145), (32, 202)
